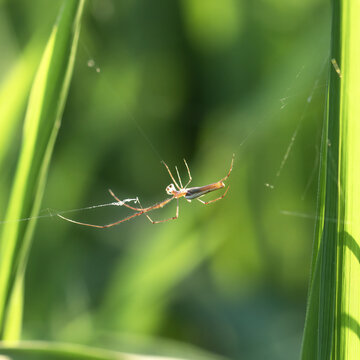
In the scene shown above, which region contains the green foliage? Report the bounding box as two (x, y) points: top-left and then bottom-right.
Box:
(301, 0), (360, 358)
(0, 341), (183, 360)
(0, 0), (333, 359)
(0, 0), (86, 340)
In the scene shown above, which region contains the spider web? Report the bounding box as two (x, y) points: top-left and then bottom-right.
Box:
(0, 40), (330, 227)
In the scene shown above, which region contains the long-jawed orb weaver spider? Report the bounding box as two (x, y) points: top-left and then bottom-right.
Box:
(58, 154), (234, 228)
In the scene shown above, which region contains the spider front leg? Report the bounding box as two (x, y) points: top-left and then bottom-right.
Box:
(183, 159), (192, 188)
(108, 189), (143, 212)
(58, 209), (146, 228)
(161, 161), (181, 190)
(137, 198), (180, 224)
(196, 186), (230, 205)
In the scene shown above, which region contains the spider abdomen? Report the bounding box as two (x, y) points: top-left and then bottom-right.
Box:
(184, 181), (225, 200)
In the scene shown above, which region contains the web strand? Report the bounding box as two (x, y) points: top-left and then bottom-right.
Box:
(0, 198), (139, 225)
(265, 57), (328, 189)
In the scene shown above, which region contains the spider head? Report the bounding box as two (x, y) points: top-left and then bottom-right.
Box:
(166, 183), (176, 195)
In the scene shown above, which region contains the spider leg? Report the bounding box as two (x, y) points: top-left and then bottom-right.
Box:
(161, 160), (181, 190)
(219, 154), (235, 182)
(57, 209), (145, 228)
(135, 197), (179, 224)
(175, 166), (183, 188)
(133, 197), (154, 223)
(108, 188), (122, 202)
(108, 189), (143, 212)
(58, 192), (178, 228)
(196, 186), (230, 205)
(109, 188), (175, 216)
(146, 199), (180, 224)
(183, 159), (192, 188)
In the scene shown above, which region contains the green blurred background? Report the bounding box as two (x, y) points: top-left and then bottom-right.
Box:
(0, 0), (331, 359)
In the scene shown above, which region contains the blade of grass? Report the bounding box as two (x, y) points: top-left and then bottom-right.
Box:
(0, 0), (86, 339)
(0, 40), (41, 218)
(335, 0), (360, 357)
(301, 0), (360, 358)
(0, 40), (41, 173)
(0, 341), (187, 360)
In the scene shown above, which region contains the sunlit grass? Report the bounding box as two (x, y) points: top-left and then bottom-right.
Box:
(0, 341), (180, 360)
(0, 0), (86, 340)
(0, 0), (333, 358)
(301, 0), (360, 358)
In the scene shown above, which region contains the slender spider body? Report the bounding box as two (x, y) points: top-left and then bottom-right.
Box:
(58, 154), (234, 228)
(184, 181), (225, 200)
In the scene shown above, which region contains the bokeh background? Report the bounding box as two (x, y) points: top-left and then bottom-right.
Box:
(0, 0), (331, 359)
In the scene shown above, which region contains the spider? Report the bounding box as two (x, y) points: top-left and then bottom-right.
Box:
(58, 154), (234, 228)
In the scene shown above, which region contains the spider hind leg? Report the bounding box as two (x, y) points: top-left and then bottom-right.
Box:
(196, 186), (230, 205)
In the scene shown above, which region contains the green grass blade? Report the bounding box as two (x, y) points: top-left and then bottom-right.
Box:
(301, 0), (360, 358)
(2, 270), (24, 340)
(0, 0), (86, 339)
(0, 341), (188, 360)
(335, 0), (360, 357)
(0, 40), (41, 219)
(0, 41), (40, 172)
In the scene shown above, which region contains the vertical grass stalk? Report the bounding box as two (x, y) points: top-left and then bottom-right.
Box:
(0, 0), (86, 340)
(301, 0), (360, 358)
